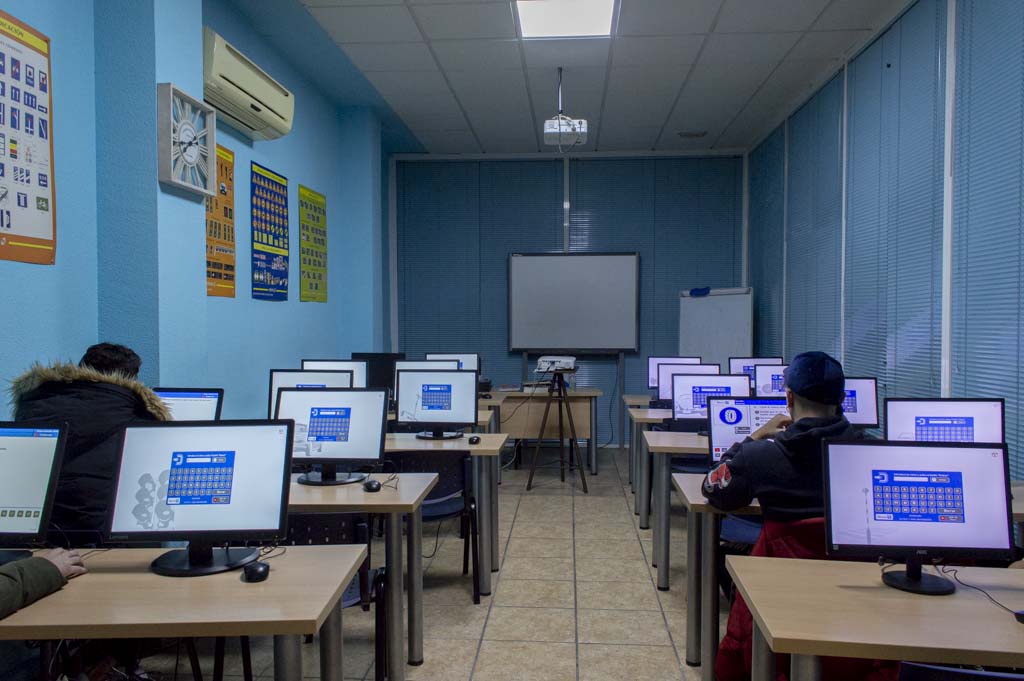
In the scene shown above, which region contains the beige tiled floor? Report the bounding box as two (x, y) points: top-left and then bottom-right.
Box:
(143, 447), (712, 680)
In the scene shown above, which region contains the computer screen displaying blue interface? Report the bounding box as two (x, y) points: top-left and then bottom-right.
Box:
(648, 356), (701, 388)
(657, 363), (720, 399)
(754, 364), (788, 397)
(728, 358), (783, 388)
(672, 375), (751, 419)
(871, 470), (963, 524)
(307, 407), (351, 442)
(885, 400), (1004, 443)
(0, 427), (61, 535)
(297, 383), (326, 389)
(708, 397), (788, 462)
(167, 451), (234, 506)
(397, 370), (477, 425)
(421, 384), (452, 410)
(426, 353), (479, 372)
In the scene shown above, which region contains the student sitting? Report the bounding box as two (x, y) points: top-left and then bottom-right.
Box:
(0, 549), (86, 619)
(10, 344), (169, 544)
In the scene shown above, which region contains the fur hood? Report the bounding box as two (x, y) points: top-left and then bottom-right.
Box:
(9, 362), (171, 421)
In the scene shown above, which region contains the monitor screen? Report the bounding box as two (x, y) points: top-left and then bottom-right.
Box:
(885, 399), (1004, 443)
(754, 364), (788, 397)
(842, 377), (878, 427)
(672, 374), (751, 420)
(300, 360), (368, 388)
(155, 388), (224, 421)
(426, 353), (480, 373)
(352, 352), (406, 392)
(707, 397), (788, 463)
(825, 441), (1012, 558)
(0, 426), (63, 539)
(275, 389), (387, 461)
(396, 370), (477, 426)
(394, 360), (460, 389)
(109, 422), (292, 537)
(728, 357), (783, 388)
(268, 370), (353, 418)
(647, 356), (701, 388)
(657, 363), (720, 400)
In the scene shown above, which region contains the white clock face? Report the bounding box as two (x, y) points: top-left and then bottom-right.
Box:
(171, 95), (209, 189)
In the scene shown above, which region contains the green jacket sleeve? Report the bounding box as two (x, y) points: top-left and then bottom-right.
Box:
(0, 557), (66, 619)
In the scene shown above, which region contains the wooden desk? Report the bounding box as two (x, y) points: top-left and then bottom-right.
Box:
(0, 546), (365, 681)
(728, 556), (1024, 680)
(623, 394), (651, 406)
(495, 387), (603, 475)
(627, 408), (672, 525)
(290, 473), (437, 681)
(387, 410), (494, 430)
(673, 473), (760, 677)
(385, 434), (510, 596)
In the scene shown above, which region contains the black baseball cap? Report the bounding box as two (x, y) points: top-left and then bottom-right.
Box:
(783, 351), (845, 406)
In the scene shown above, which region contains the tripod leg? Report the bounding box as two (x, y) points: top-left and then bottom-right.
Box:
(526, 391), (556, 491)
(559, 377), (589, 494)
(558, 394), (566, 482)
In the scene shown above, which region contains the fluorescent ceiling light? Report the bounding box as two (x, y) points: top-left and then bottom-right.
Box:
(517, 0), (614, 38)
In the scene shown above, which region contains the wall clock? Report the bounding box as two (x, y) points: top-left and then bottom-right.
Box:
(157, 83), (217, 197)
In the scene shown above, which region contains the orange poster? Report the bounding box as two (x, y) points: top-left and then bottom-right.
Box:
(205, 144), (236, 297)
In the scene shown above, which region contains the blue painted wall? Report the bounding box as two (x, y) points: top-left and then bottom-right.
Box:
(0, 0), (98, 413)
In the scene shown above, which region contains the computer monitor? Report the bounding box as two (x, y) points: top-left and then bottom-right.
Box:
(0, 424), (66, 564)
(396, 369), (478, 440)
(884, 398), (1004, 443)
(426, 353), (481, 373)
(393, 360), (460, 391)
(300, 360), (368, 388)
(672, 374), (751, 421)
(754, 364), (788, 397)
(267, 369), (353, 418)
(108, 420), (294, 577)
(352, 352), (406, 393)
(657, 363), (720, 400)
(728, 357), (783, 389)
(824, 440), (1013, 595)
(647, 356), (701, 389)
(154, 388), (224, 421)
(842, 377), (879, 428)
(706, 397), (788, 464)
(275, 388), (387, 486)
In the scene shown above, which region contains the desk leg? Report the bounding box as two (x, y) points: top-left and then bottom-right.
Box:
(490, 456), (500, 570)
(589, 397), (598, 475)
(386, 512), (405, 681)
(407, 507), (424, 666)
(685, 511), (702, 667)
(790, 655), (822, 681)
(751, 623), (774, 681)
(627, 413), (634, 492)
(632, 424), (640, 509)
(274, 634), (302, 681)
(639, 425), (652, 529)
(320, 601), (344, 681)
(493, 407), (502, 486)
(700, 512), (719, 681)
(475, 457), (493, 594)
(655, 452), (671, 590)
(652, 451), (661, 568)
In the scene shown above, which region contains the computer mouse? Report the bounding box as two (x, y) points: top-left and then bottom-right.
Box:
(480, 393), (492, 399)
(363, 479), (382, 493)
(468, 436), (481, 445)
(243, 561), (270, 583)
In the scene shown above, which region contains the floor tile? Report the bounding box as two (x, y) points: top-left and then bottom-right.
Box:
(575, 556), (651, 582)
(493, 578), (575, 608)
(422, 604), (489, 640)
(484, 606), (575, 642)
(472, 641), (576, 681)
(405, 638), (478, 680)
(575, 580), (660, 610)
(577, 608), (672, 646)
(579, 643), (683, 681)
(505, 536), (574, 559)
(500, 555), (573, 581)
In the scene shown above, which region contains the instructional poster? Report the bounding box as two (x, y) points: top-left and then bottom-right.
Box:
(205, 145), (235, 297)
(298, 184), (327, 303)
(0, 11), (56, 265)
(250, 161), (288, 301)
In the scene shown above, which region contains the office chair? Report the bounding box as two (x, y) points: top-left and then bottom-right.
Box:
(899, 663), (1024, 679)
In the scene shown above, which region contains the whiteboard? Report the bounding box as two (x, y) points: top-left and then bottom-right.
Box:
(678, 288), (753, 369)
(509, 253), (639, 352)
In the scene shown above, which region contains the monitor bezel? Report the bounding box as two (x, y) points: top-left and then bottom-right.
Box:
(822, 438), (1015, 562)
(647, 356), (702, 388)
(727, 356), (784, 388)
(882, 397), (1006, 441)
(842, 376), (880, 429)
(392, 360), (461, 392)
(704, 396), (787, 466)
(0, 423), (67, 546)
(395, 369), (479, 429)
(105, 419), (295, 544)
(267, 369), (354, 419)
(426, 352), (482, 375)
(153, 387), (225, 421)
(299, 359), (369, 387)
(670, 373), (752, 421)
(656, 363), (721, 400)
(274, 387), (388, 465)
(754, 363), (789, 397)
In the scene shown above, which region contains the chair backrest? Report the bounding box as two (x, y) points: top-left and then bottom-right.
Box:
(382, 450), (469, 501)
(900, 663), (1024, 680)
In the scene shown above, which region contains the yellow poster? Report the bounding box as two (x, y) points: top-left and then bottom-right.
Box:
(299, 185), (327, 303)
(205, 145), (236, 297)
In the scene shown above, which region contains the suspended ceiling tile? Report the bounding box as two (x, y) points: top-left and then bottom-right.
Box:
(341, 42), (437, 71)
(411, 2), (516, 40)
(528, 66), (606, 120)
(432, 39), (522, 71)
(670, 60), (777, 129)
(412, 129), (482, 154)
(597, 124), (662, 151)
(522, 38), (611, 69)
(812, 0), (902, 31)
(716, 0), (829, 33)
(309, 4), (422, 43)
(365, 69), (450, 97)
(302, 0), (402, 6)
(617, 0), (721, 37)
(787, 29), (872, 61)
(602, 66), (684, 128)
(612, 35), (704, 68)
(386, 91), (467, 119)
(447, 68), (533, 121)
(699, 32), (801, 64)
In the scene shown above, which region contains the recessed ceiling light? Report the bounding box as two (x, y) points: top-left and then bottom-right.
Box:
(677, 131), (708, 139)
(517, 0), (614, 39)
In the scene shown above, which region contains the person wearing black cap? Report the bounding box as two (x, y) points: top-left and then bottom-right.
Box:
(702, 350), (861, 519)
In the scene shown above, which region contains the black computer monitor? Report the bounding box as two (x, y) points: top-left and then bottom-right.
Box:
(647, 356), (701, 389)
(824, 440), (1013, 596)
(154, 388), (224, 420)
(300, 359), (369, 388)
(396, 369), (478, 440)
(267, 369), (353, 418)
(656, 363), (720, 400)
(0, 424), (66, 564)
(884, 398), (1005, 443)
(426, 353), (481, 373)
(107, 420), (294, 577)
(274, 388), (387, 486)
(728, 357), (783, 389)
(393, 360), (459, 392)
(705, 396), (787, 465)
(754, 363), (788, 397)
(352, 352), (406, 393)
(671, 374), (751, 433)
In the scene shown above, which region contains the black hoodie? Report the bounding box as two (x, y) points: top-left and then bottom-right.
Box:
(701, 415), (862, 521)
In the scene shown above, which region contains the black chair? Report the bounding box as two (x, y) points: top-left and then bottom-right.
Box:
(899, 663), (1024, 680)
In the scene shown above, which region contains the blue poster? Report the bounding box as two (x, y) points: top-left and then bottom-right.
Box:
(250, 162), (289, 301)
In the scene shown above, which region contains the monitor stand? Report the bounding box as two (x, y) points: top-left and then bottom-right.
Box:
(298, 463), (367, 487)
(415, 430), (464, 441)
(151, 541), (259, 577)
(882, 555), (955, 596)
(0, 549), (32, 566)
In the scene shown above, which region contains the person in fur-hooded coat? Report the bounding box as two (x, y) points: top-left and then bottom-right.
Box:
(9, 344), (169, 545)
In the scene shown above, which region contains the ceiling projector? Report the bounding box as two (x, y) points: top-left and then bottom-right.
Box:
(544, 67), (587, 149)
